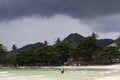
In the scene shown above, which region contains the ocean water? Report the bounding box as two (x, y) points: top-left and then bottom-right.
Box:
(0, 68), (120, 80)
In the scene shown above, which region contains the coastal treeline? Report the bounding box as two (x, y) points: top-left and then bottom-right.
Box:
(0, 33), (120, 66)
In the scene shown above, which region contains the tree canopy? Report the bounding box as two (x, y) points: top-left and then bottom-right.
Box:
(1, 33), (120, 66)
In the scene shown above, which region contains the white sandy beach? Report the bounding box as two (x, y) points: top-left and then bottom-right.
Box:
(96, 76), (120, 80)
(41, 64), (120, 70)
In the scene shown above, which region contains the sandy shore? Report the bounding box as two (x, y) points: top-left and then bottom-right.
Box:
(40, 64), (120, 70)
(96, 76), (120, 80)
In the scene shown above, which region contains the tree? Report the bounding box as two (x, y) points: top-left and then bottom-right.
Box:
(54, 40), (71, 65)
(116, 36), (120, 48)
(98, 47), (120, 64)
(55, 38), (62, 44)
(7, 44), (18, 66)
(76, 33), (100, 62)
(36, 45), (61, 66)
(44, 41), (48, 46)
(36, 46), (51, 65)
(16, 48), (37, 66)
(0, 44), (6, 64)
(12, 44), (17, 51)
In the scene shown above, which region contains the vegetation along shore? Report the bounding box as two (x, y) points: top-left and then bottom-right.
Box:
(0, 33), (120, 67)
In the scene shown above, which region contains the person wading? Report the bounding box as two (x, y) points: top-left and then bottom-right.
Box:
(61, 67), (64, 74)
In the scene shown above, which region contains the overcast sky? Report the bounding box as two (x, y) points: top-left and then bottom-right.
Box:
(0, 0), (120, 50)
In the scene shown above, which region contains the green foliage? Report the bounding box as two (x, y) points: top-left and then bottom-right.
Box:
(116, 36), (120, 47)
(44, 41), (48, 46)
(1, 33), (120, 66)
(0, 44), (6, 64)
(75, 33), (100, 62)
(12, 44), (17, 51)
(53, 40), (72, 64)
(63, 33), (83, 43)
(16, 48), (37, 66)
(95, 47), (120, 63)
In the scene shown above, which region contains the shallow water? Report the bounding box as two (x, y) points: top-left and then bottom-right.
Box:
(0, 68), (120, 80)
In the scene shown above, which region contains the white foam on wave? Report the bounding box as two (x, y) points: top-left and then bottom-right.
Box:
(0, 74), (13, 77)
(99, 71), (111, 75)
(29, 75), (44, 78)
(0, 71), (14, 77)
(95, 76), (120, 80)
(0, 75), (50, 80)
(0, 71), (8, 74)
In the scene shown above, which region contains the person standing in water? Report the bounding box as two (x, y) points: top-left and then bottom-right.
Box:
(61, 67), (64, 74)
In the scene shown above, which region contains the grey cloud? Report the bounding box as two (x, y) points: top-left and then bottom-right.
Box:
(0, 0), (120, 21)
(84, 15), (120, 33)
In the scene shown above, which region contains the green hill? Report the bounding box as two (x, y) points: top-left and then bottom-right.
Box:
(63, 33), (114, 46)
(63, 33), (84, 43)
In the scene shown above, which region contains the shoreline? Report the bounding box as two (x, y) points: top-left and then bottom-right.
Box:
(0, 64), (120, 80)
(96, 75), (120, 80)
(1, 64), (120, 70)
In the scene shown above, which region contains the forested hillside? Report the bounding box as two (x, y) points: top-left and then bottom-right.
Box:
(0, 33), (120, 66)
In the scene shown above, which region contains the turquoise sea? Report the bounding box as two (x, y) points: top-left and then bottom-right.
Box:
(0, 68), (120, 80)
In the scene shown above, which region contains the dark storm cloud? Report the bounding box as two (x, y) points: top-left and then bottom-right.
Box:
(0, 0), (120, 21)
(84, 15), (120, 33)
